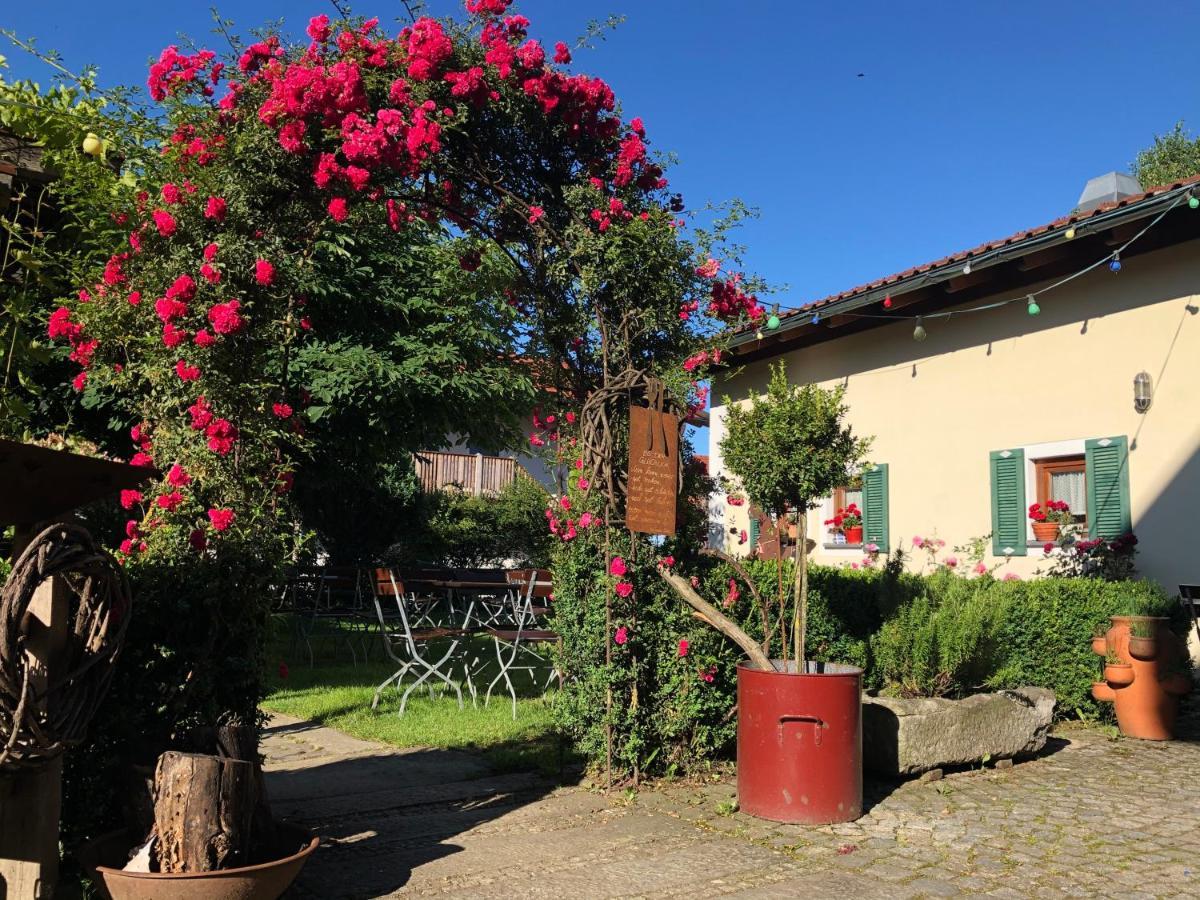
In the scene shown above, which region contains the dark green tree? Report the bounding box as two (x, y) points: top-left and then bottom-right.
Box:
(1131, 121), (1200, 188)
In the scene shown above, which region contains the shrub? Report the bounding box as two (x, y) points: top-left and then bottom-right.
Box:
(871, 573), (1007, 698)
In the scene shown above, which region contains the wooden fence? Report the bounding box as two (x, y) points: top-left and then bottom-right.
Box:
(414, 450), (535, 496)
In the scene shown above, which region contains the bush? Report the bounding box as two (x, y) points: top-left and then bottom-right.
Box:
(871, 572), (1007, 698)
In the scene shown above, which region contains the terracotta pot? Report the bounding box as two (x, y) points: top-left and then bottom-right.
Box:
(1090, 636), (1108, 656)
(843, 525), (864, 544)
(787, 523), (798, 540)
(1031, 522), (1060, 543)
(1127, 635), (1157, 661)
(1104, 662), (1134, 687)
(1091, 681), (1117, 703)
(78, 823), (317, 900)
(1099, 616), (1192, 740)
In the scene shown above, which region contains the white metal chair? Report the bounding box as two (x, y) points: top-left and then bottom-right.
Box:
(371, 568), (474, 716)
(482, 569), (560, 718)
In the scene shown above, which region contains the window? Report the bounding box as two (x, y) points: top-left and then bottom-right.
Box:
(821, 466), (888, 550)
(1034, 455), (1087, 529)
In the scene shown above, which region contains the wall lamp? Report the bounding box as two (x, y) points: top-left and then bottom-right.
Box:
(1133, 371), (1153, 413)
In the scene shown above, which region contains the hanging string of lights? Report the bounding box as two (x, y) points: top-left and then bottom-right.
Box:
(751, 186), (1197, 342)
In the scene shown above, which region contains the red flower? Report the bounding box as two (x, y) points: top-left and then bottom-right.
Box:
(167, 464), (191, 487)
(188, 395), (214, 430)
(156, 491), (184, 512)
(207, 507), (235, 531)
(205, 418), (238, 455)
(162, 323), (188, 348)
(203, 242), (219, 261)
(553, 41), (571, 64)
(175, 360), (201, 382)
(614, 581), (633, 598)
(204, 196), (227, 221)
(120, 489), (143, 510)
(208, 300), (244, 335)
(272, 402), (293, 419)
(189, 529), (208, 552)
(152, 209), (176, 237)
(200, 263), (221, 284)
(161, 183), (182, 205)
(677, 638), (689, 657)
(307, 14), (331, 43)
(327, 197), (349, 222)
(254, 259), (275, 286)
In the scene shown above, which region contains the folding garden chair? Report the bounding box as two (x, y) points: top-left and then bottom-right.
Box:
(371, 568), (475, 716)
(1179, 584), (1200, 648)
(483, 569), (559, 718)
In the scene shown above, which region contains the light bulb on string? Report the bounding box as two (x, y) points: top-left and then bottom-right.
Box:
(1064, 226), (1076, 240)
(1026, 294), (1040, 316)
(962, 262), (972, 275)
(755, 327), (764, 340)
(1109, 252), (1122, 273)
(1189, 194), (1199, 209)
(766, 304), (781, 330)
(883, 294), (893, 309)
(811, 312), (821, 326)
(912, 317), (927, 342)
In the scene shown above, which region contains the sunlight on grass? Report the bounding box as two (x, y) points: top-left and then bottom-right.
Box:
(262, 628), (564, 775)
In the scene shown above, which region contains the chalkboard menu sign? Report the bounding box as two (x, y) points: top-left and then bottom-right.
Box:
(625, 405), (679, 535)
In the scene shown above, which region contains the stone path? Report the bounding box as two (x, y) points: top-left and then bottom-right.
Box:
(264, 711), (1200, 898)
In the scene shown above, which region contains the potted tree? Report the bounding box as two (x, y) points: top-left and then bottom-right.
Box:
(660, 362), (870, 824)
(1029, 500), (1072, 543)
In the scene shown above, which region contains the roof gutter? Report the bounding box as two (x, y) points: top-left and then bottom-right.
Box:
(730, 183), (1196, 351)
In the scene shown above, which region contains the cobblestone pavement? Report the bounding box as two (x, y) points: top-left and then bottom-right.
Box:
(264, 710), (1200, 898)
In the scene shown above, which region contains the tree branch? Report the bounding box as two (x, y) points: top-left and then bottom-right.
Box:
(657, 567), (775, 672)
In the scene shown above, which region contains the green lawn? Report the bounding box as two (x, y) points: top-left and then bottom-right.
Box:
(261, 619), (564, 775)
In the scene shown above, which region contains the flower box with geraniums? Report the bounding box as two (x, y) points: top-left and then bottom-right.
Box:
(824, 503), (863, 545)
(1029, 500), (1072, 544)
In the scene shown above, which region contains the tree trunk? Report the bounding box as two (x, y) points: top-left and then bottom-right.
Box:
(153, 751), (258, 873)
(658, 568), (775, 671)
(792, 511), (808, 670)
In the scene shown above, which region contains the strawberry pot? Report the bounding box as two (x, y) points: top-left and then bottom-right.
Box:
(1031, 522), (1060, 543)
(843, 525), (864, 544)
(1090, 616), (1192, 740)
(737, 660), (862, 824)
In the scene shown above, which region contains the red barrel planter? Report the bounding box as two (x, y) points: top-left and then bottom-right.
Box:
(737, 661), (863, 824)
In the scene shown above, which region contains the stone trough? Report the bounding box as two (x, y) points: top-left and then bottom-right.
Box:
(862, 687), (1055, 776)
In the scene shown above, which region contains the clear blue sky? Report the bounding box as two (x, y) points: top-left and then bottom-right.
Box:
(6, 1), (1198, 450)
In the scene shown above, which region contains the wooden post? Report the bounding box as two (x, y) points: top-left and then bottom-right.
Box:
(154, 751), (258, 873)
(0, 552), (69, 900)
(473, 452), (484, 496)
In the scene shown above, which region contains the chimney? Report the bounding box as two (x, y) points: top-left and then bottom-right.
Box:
(1077, 172), (1143, 212)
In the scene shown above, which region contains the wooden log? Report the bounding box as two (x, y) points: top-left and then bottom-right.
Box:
(153, 751), (257, 873)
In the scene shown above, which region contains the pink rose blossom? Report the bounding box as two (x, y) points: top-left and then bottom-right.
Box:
(207, 507), (235, 531)
(120, 489), (143, 510)
(677, 639), (689, 658)
(613, 626), (629, 645)
(254, 259), (275, 286)
(614, 581), (634, 598)
(167, 464), (191, 487)
(609, 557), (627, 577)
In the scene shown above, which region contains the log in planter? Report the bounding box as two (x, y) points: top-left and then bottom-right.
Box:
(1092, 616), (1192, 740)
(737, 661), (862, 824)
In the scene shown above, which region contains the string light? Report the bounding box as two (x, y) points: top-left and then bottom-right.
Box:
(739, 183), (1191, 336)
(755, 327), (764, 340)
(766, 304), (781, 330)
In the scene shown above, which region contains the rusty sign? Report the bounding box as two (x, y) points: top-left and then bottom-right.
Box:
(625, 404), (679, 535)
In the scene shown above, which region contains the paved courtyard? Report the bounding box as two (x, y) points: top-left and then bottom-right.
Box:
(264, 710), (1200, 898)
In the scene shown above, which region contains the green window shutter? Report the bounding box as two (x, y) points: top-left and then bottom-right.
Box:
(990, 449), (1027, 556)
(861, 464), (889, 549)
(748, 512), (760, 550)
(1086, 436), (1131, 538)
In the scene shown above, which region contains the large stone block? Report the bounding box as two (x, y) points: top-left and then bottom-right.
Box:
(862, 687), (1055, 776)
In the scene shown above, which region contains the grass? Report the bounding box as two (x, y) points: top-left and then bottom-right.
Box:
(261, 617), (566, 776)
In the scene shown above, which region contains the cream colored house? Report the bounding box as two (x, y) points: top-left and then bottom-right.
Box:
(709, 175), (1200, 591)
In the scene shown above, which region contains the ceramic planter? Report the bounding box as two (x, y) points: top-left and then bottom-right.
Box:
(843, 525), (864, 544)
(1091, 681), (1117, 703)
(1089, 616), (1192, 740)
(1091, 635), (1108, 656)
(737, 660), (862, 824)
(1031, 522), (1061, 543)
(1104, 662), (1134, 687)
(79, 823), (317, 900)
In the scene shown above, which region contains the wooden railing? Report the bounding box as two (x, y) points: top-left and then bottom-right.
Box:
(414, 450), (535, 496)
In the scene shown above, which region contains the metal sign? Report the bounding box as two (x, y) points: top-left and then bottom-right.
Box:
(626, 403), (679, 535)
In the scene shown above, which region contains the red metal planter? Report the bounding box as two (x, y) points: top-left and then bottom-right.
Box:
(737, 661), (863, 824)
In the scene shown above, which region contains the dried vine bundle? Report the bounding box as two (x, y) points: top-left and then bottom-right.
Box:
(0, 523), (131, 771)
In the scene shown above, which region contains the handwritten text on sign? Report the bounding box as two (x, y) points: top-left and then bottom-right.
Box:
(626, 405), (679, 535)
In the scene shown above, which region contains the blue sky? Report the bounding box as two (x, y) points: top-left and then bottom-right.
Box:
(5, 1), (1198, 450)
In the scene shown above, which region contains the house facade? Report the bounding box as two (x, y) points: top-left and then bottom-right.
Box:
(709, 176), (1200, 592)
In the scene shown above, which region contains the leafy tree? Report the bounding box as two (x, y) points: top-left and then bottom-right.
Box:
(1131, 121), (1200, 188)
(720, 361), (870, 666)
